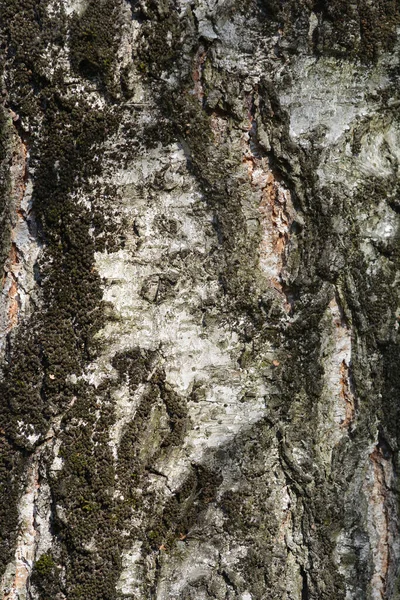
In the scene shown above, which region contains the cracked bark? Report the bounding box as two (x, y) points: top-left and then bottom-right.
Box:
(0, 1), (399, 599)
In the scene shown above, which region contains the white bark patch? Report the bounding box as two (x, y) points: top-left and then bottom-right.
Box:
(115, 541), (143, 598)
(109, 383), (145, 459)
(1, 461), (38, 600)
(358, 199), (400, 274)
(63, 0), (87, 16)
(92, 141), (270, 472)
(88, 139), (274, 594)
(367, 448), (389, 599)
(317, 298), (355, 468)
(279, 57), (385, 146)
(326, 297), (354, 431)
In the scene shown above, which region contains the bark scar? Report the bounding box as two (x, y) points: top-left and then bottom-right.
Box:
(242, 93), (294, 306)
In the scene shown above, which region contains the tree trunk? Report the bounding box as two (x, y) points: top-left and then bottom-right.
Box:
(0, 1), (399, 598)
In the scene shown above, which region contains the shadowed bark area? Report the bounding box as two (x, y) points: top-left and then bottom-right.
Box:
(0, 1), (399, 599)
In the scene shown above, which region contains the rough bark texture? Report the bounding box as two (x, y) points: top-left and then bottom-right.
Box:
(0, 1), (400, 599)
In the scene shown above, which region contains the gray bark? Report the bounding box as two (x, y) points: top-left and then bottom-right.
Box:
(0, 1), (399, 599)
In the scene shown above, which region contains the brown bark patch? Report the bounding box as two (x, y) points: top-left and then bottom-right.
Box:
(192, 47), (207, 101)
(1, 120), (28, 340)
(339, 360), (355, 429)
(368, 444), (390, 599)
(241, 108), (293, 302)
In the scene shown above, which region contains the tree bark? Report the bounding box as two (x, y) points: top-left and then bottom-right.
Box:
(0, 1), (399, 598)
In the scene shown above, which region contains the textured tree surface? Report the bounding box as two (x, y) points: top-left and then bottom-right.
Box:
(0, 1), (400, 599)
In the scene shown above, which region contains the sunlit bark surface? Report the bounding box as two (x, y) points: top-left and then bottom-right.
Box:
(0, 1), (400, 598)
